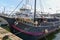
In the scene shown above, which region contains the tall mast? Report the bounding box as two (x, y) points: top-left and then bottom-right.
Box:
(34, 0), (36, 22)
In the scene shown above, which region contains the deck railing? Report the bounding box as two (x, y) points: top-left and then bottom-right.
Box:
(16, 18), (60, 27)
(40, 21), (60, 27)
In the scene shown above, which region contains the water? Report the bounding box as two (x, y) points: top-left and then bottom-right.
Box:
(15, 29), (60, 40)
(40, 30), (60, 40)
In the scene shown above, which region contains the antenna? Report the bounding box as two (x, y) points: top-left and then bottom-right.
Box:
(39, 0), (44, 14)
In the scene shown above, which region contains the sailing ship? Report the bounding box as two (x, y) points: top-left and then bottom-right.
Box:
(0, 0), (60, 40)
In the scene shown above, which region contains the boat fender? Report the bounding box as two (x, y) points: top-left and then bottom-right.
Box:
(14, 21), (18, 25)
(34, 21), (38, 27)
(45, 29), (48, 34)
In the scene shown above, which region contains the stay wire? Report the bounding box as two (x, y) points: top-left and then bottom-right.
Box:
(9, 0), (23, 16)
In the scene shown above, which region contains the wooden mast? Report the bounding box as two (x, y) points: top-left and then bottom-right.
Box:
(34, 0), (36, 22)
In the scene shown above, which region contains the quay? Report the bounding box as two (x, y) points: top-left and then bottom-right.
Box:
(0, 27), (23, 40)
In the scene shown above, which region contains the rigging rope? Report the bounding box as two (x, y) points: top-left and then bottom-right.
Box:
(39, 0), (44, 13)
(9, 0), (23, 16)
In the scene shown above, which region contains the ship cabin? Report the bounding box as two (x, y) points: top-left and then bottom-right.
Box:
(15, 5), (59, 27)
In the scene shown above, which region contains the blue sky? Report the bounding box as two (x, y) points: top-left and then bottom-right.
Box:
(0, 0), (60, 14)
(0, 0), (24, 13)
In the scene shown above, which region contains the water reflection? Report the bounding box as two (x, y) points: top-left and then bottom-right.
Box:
(40, 30), (60, 40)
(53, 33), (60, 40)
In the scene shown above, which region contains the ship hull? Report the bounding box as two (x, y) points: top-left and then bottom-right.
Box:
(0, 16), (60, 40)
(11, 22), (60, 40)
(11, 25), (45, 40)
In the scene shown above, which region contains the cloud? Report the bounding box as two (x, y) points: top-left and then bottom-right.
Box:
(0, 0), (60, 14)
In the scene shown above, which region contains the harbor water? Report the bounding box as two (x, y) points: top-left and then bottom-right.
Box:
(40, 30), (60, 40)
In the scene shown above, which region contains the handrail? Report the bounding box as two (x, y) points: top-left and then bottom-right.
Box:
(16, 18), (60, 27)
(40, 21), (60, 27)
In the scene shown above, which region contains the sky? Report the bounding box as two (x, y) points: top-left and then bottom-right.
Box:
(0, 0), (24, 13)
(0, 0), (60, 14)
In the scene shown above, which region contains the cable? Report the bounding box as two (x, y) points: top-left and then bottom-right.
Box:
(39, 0), (44, 13)
(9, 0), (23, 16)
